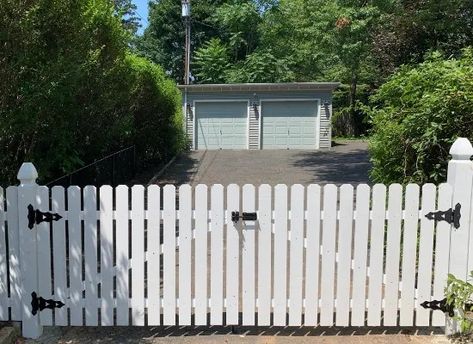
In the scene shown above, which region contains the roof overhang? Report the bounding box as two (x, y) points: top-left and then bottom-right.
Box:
(178, 82), (340, 92)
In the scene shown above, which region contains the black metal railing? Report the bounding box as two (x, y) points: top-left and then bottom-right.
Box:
(47, 146), (136, 187)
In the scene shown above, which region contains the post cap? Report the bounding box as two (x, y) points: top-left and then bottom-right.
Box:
(450, 138), (473, 160)
(17, 162), (38, 185)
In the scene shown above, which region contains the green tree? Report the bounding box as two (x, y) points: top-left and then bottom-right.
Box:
(369, 49), (473, 184)
(225, 49), (295, 83)
(212, 2), (261, 61)
(136, 0), (226, 82)
(113, 0), (141, 35)
(372, 0), (473, 76)
(194, 38), (230, 83)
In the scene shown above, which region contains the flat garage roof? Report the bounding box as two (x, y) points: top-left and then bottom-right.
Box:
(177, 82), (340, 92)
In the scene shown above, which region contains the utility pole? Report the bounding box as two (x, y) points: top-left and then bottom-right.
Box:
(182, 0), (191, 85)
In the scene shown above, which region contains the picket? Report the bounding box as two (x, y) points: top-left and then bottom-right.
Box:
(115, 185), (129, 326)
(210, 184), (224, 325)
(416, 184), (436, 326)
(335, 184), (353, 326)
(84, 186), (98, 326)
(163, 185), (176, 325)
(304, 184), (321, 326)
(351, 184), (370, 326)
(99, 185), (113, 326)
(257, 185), (272, 326)
(320, 184), (337, 326)
(242, 184), (256, 325)
(68, 186), (83, 325)
(289, 184), (304, 326)
(194, 184), (208, 325)
(367, 184), (387, 326)
(273, 184), (288, 326)
(36, 186), (52, 326)
(51, 186), (67, 326)
(6, 186), (21, 321)
(131, 185), (145, 325)
(384, 184), (403, 326)
(0, 188), (6, 321)
(147, 185), (161, 326)
(432, 183), (453, 326)
(399, 184), (420, 326)
(226, 184), (240, 325)
(178, 184), (192, 325)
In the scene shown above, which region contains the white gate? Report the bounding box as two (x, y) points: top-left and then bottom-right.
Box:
(1, 138), (473, 339)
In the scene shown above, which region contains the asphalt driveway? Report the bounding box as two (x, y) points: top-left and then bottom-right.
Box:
(155, 140), (371, 186)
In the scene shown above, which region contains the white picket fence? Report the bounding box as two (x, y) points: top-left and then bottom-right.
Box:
(2, 138), (473, 339)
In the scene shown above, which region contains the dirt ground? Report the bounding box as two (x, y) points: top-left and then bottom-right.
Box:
(23, 326), (451, 344)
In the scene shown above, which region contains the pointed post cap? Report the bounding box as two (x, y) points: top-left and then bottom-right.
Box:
(450, 138), (473, 160)
(17, 162), (38, 185)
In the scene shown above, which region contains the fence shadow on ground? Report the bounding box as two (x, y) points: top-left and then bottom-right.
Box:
(148, 152), (202, 186)
(291, 147), (371, 185)
(40, 324), (444, 343)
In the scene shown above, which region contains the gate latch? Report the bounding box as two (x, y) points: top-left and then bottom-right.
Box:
(425, 203), (461, 229)
(27, 204), (62, 229)
(231, 211), (257, 223)
(31, 292), (65, 315)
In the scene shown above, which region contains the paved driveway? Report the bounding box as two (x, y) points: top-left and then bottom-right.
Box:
(155, 140), (371, 186)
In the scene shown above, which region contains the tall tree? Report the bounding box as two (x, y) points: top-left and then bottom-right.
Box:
(113, 0), (141, 35)
(136, 0), (226, 82)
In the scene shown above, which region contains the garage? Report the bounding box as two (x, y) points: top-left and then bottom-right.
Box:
(195, 101), (248, 150)
(179, 82), (339, 150)
(261, 100), (319, 149)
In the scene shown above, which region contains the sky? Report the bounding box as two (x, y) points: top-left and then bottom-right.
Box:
(134, 0), (149, 35)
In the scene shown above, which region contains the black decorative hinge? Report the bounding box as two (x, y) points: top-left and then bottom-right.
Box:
(420, 298), (454, 317)
(231, 211), (257, 223)
(425, 203), (461, 229)
(27, 204), (62, 229)
(31, 292), (65, 316)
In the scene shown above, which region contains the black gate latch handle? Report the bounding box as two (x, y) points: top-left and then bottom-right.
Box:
(232, 211), (257, 223)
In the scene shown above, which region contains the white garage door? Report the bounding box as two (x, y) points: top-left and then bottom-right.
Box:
(196, 101), (248, 150)
(262, 100), (318, 149)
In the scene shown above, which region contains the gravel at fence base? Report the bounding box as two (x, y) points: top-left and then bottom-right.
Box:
(22, 326), (451, 344)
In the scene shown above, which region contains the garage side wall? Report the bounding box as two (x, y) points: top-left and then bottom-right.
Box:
(183, 90), (333, 150)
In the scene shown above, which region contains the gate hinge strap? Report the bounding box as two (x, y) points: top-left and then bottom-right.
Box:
(425, 203), (461, 229)
(31, 292), (65, 316)
(27, 204), (62, 229)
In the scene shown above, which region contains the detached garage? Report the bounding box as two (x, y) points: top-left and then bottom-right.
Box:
(178, 82), (339, 150)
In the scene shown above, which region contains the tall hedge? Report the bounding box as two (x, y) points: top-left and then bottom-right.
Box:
(368, 49), (473, 184)
(0, 0), (184, 185)
(126, 54), (185, 165)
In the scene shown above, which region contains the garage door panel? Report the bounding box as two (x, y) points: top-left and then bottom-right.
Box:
(262, 101), (318, 149)
(196, 102), (247, 150)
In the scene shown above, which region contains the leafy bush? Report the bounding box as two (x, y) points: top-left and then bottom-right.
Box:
(368, 49), (473, 184)
(0, 0), (184, 185)
(126, 54), (185, 165)
(446, 272), (473, 332)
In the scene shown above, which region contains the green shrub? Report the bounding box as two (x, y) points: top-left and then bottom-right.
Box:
(126, 54), (185, 166)
(0, 0), (184, 185)
(368, 49), (473, 184)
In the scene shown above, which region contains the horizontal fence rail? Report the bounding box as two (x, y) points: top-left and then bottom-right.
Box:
(0, 182), (453, 328)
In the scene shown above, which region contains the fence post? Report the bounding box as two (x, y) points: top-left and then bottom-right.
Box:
(446, 138), (473, 334)
(16, 163), (42, 339)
